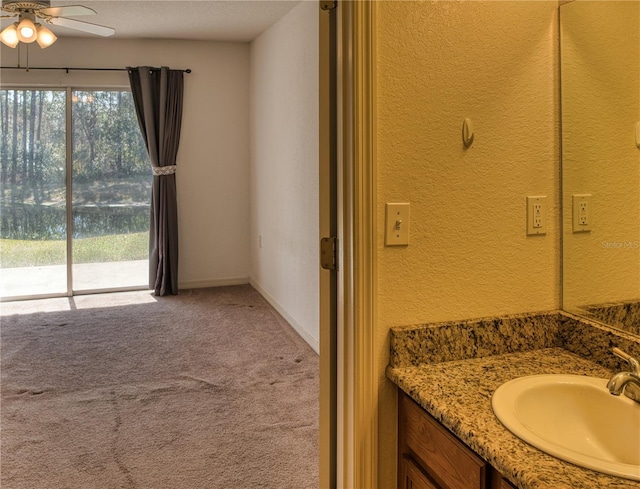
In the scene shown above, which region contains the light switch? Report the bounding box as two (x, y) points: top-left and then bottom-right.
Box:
(385, 203), (410, 246)
(572, 194), (592, 232)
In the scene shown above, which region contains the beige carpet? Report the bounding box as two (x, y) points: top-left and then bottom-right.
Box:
(0, 285), (319, 488)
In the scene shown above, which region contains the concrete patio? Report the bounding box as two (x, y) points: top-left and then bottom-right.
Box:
(0, 260), (148, 299)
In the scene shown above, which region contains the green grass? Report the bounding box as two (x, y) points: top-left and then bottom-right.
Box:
(0, 232), (148, 268)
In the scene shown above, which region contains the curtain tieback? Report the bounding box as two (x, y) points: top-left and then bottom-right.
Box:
(152, 165), (177, 176)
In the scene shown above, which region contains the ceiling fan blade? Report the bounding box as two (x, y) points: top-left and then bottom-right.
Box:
(49, 17), (114, 37)
(38, 5), (96, 17)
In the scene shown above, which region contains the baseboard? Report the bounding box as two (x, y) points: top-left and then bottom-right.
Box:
(179, 277), (250, 290)
(249, 279), (320, 354)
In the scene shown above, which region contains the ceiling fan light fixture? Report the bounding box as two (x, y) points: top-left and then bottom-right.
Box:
(17, 17), (37, 43)
(0, 23), (19, 48)
(36, 24), (56, 48)
(1, 2), (113, 47)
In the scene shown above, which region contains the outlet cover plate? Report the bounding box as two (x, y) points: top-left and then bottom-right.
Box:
(527, 196), (547, 236)
(572, 194), (592, 232)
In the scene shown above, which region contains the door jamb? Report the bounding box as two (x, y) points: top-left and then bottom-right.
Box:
(336, 1), (378, 487)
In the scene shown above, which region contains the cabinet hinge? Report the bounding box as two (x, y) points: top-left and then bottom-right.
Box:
(320, 237), (338, 270)
(320, 1), (337, 11)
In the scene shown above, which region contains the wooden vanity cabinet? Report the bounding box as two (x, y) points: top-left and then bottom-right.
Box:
(398, 391), (518, 489)
(499, 480), (517, 489)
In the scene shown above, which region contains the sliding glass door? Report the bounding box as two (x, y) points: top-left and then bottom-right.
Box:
(0, 88), (150, 300)
(71, 90), (150, 292)
(0, 90), (68, 298)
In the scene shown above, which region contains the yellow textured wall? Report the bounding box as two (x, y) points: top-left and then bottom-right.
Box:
(561, 1), (640, 311)
(375, 2), (560, 486)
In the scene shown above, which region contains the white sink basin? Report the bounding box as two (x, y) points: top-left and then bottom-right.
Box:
(492, 374), (640, 480)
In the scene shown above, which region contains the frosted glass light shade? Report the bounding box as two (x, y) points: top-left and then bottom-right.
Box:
(17, 18), (37, 43)
(0, 24), (19, 48)
(36, 25), (56, 48)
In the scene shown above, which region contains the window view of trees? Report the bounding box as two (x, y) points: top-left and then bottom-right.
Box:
(71, 90), (151, 246)
(1, 90), (67, 269)
(72, 91), (149, 183)
(0, 88), (151, 296)
(0, 90), (67, 210)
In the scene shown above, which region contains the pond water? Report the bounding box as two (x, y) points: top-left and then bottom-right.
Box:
(1, 203), (150, 240)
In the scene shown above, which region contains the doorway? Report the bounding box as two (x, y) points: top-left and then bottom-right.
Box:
(0, 88), (150, 300)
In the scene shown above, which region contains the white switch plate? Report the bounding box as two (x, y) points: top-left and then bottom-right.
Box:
(527, 196), (547, 236)
(385, 203), (410, 246)
(572, 194), (592, 232)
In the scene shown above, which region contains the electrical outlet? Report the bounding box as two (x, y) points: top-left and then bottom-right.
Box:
(533, 203), (543, 228)
(527, 196), (547, 236)
(579, 203), (588, 224)
(572, 194), (592, 232)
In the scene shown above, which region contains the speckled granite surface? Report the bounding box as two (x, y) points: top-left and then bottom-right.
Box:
(559, 313), (640, 371)
(387, 312), (640, 489)
(390, 310), (640, 371)
(389, 312), (562, 368)
(579, 300), (640, 336)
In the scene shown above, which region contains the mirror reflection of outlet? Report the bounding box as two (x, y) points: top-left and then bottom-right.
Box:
(572, 194), (592, 232)
(578, 203), (588, 224)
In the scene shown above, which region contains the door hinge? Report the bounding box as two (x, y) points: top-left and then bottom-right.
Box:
(320, 1), (337, 11)
(320, 237), (338, 270)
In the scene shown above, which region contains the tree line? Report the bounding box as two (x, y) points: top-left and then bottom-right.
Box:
(0, 89), (150, 207)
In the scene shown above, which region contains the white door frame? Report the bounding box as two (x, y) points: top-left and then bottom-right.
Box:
(319, 1), (338, 487)
(320, 1), (378, 487)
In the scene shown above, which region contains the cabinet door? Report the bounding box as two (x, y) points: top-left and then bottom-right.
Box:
(489, 471), (518, 489)
(402, 456), (440, 489)
(500, 480), (517, 489)
(399, 392), (487, 489)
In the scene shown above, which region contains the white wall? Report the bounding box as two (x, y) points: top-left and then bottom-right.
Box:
(375, 2), (560, 486)
(1, 38), (251, 289)
(249, 1), (319, 352)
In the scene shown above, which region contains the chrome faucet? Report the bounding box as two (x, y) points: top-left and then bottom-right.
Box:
(607, 347), (640, 403)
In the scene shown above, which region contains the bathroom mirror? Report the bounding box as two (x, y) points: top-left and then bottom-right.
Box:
(560, 0), (640, 336)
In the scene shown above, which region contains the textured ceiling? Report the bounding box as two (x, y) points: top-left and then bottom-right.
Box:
(2, 0), (302, 42)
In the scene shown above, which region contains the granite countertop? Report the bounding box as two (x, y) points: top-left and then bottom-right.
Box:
(386, 312), (640, 489)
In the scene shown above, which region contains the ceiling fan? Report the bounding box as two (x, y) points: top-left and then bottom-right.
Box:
(0, 0), (115, 48)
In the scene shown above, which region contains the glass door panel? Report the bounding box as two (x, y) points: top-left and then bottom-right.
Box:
(71, 90), (150, 291)
(0, 89), (68, 299)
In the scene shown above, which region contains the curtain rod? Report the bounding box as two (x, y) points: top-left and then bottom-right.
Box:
(0, 66), (192, 73)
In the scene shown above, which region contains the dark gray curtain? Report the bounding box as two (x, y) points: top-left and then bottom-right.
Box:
(128, 66), (184, 296)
